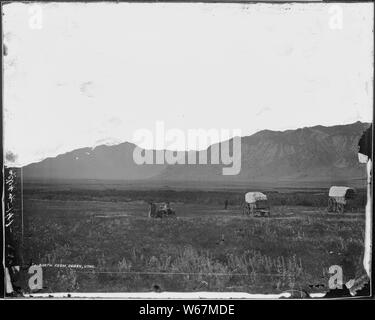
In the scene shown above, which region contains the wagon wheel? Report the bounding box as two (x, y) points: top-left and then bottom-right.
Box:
(327, 198), (334, 212)
(334, 200), (338, 212)
(242, 203), (249, 216)
(241, 203), (246, 215)
(168, 209), (176, 218)
(337, 203), (344, 214)
(250, 206), (255, 217)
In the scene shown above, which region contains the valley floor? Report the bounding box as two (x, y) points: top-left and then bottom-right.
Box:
(15, 183), (368, 295)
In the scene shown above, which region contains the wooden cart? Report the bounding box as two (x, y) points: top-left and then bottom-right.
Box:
(149, 202), (176, 218)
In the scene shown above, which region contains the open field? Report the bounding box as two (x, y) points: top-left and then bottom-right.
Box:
(20, 182), (367, 295)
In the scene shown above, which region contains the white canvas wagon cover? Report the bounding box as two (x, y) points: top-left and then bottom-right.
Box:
(328, 186), (354, 198)
(245, 192), (267, 204)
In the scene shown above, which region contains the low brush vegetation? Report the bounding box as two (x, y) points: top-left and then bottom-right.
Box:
(22, 184), (367, 294)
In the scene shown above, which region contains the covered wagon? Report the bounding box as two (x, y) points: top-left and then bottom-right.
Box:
(327, 186), (356, 214)
(242, 192), (270, 217)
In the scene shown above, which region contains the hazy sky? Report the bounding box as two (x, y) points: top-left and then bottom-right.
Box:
(3, 2), (373, 166)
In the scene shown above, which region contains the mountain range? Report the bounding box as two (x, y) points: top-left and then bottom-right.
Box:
(23, 121), (371, 183)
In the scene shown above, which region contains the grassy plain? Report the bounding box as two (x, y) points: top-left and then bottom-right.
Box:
(21, 182), (367, 295)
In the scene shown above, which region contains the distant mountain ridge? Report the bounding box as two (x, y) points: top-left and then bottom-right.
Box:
(23, 121), (371, 183)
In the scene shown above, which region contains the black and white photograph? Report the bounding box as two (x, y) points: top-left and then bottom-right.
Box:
(2, 1), (373, 301)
